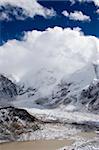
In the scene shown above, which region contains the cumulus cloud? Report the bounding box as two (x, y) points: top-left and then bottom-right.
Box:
(93, 0), (99, 6)
(62, 10), (91, 21)
(84, 0), (99, 7)
(0, 27), (99, 96)
(70, 0), (99, 7)
(62, 10), (69, 17)
(0, 12), (10, 21)
(96, 9), (99, 14)
(0, 0), (56, 20)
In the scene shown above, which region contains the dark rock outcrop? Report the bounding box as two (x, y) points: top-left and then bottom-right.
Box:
(79, 81), (99, 112)
(0, 75), (18, 99)
(0, 106), (40, 142)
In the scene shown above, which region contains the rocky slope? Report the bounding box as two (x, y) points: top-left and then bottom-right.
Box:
(0, 74), (18, 108)
(0, 106), (40, 142)
(0, 74), (17, 98)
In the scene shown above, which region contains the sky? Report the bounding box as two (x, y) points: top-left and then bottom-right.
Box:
(0, 0), (99, 96)
(0, 0), (99, 45)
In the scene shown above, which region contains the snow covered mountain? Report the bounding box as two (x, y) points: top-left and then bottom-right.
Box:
(1, 63), (99, 143)
(0, 63), (99, 113)
(12, 64), (96, 111)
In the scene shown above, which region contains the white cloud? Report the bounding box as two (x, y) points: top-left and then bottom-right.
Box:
(0, 0), (56, 20)
(0, 27), (99, 96)
(96, 9), (99, 14)
(93, 0), (99, 6)
(85, 0), (99, 6)
(62, 10), (91, 21)
(62, 10), (69, 17)
(70, 0), (99, 7)
(0, 12), (10, 21)
(70, 11), (91, 21)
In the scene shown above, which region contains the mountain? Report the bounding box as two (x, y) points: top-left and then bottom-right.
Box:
(13, 64), (99, 113)
(1, 63), (99, 113)
(1, 64), (99, 143)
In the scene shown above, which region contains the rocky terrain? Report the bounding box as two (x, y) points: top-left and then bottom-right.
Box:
(0, 106), (40, 142)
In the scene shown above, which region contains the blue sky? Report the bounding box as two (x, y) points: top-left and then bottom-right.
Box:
(0, 0), (99, 45)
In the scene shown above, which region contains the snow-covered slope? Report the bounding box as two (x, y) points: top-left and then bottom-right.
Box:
(13, 64), (99, 112)
(0, 62), (99, 113)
